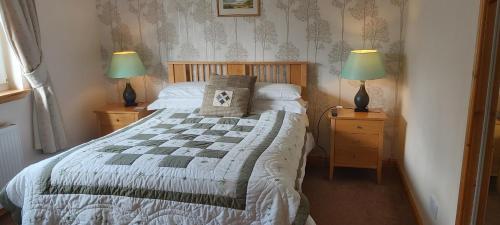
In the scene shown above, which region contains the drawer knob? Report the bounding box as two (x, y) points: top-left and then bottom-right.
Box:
(116, 119), (120, 122)
(357, 126), (363, 129)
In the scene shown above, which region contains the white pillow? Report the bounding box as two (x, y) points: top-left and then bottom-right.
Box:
(252, 100), (309, 127)
(148, 98), (202, 110)
(254, 82), (301, 101)
(157, 82), (302, 101)
(158, 82), (206, 99)
(251, 99), (308, 114)
(149, 98), (308, 115)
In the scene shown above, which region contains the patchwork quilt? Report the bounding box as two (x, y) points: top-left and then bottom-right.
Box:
(0, 108), (309, 225)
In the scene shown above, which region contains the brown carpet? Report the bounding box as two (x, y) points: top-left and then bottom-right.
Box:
(486, 178), (500, 225)
(303, 166), (417, 225)
(0, 211), (13, 225)
(0, 166), (417, 225)
(486, 192), (500, 225)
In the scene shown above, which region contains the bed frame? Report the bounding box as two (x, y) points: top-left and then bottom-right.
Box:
(167, 61), (308, 99)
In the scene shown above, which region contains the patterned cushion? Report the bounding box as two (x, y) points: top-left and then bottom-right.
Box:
(209, 75), (257, 92)
(199, 85), (250, 117)
(209, 75), (257, 113)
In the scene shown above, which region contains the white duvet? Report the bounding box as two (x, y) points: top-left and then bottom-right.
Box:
(1, 108), (312, 225)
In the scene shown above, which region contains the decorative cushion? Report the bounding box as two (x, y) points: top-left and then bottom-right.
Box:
(199, 85), (250, 117)
(209, 75), (257, 93)
(209, 75), (257, 113)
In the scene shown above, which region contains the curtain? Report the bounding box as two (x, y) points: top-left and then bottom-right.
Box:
(0, 0), (66, 153)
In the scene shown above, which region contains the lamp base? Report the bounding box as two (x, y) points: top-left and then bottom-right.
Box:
(354, 81), (369, 112)
(354, 108), (369, 112)
(123, 82), (138, 107)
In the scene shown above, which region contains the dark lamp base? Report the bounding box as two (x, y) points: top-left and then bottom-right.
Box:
(354, 81), (370, 112)
(354, 108), (369, 112)
(124, 102), (138, 107)
(123, 82), (138, 107)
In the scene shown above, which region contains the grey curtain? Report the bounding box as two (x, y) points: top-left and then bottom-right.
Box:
(0, 0), (66, 153)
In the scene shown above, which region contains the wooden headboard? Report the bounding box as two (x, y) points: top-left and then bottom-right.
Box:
(167, 61), (308, 99)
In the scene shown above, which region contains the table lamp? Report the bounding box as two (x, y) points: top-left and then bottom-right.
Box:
(341, 50), (386, 112)
(106, 51), (146, 107)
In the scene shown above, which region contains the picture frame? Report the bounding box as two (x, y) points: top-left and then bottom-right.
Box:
(217, 0), (260, 17)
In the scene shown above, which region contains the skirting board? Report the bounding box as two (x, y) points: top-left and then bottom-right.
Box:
(395, 161), (424, 225)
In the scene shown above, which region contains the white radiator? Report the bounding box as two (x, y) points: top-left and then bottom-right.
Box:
(0, 124), (23, 188)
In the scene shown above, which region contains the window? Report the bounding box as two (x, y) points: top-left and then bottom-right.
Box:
(0, 17), (23, 93)
(0, 74), (7, 92)
(0, 17), (26, 104)
(0, 28), (8, 92)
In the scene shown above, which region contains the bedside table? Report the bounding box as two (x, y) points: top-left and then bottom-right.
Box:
(94, 103), (153, 137)
(329, 108), (387, 184)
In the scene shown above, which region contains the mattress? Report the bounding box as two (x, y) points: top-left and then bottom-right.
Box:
(0, 108), (311, 225)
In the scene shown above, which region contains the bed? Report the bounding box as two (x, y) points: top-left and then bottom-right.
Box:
(0, 61), (315, 225)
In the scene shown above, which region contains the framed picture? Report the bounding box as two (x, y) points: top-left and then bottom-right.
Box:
(217, 0), (260, 17)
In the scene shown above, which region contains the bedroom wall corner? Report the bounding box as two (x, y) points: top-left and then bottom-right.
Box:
(0, 0), (106, 165)
(395, 0), (481, 224)
(37, 0), (108, 150)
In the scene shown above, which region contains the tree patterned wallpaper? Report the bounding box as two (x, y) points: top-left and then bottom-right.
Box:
(96, 0), (407, 159)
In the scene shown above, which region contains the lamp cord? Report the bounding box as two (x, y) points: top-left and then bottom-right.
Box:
(314, 106), (337, 156)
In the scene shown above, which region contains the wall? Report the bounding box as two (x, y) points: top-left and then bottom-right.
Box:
(0, 0), (106, 165)
(397, 0), (480, 224)
(96, 0), (406, 159)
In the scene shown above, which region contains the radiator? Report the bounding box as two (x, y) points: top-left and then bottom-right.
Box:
(0, 124), (23, 188)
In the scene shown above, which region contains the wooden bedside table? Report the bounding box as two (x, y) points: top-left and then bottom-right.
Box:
(329, 108), (387, 184)
(94, 103), (153, 137)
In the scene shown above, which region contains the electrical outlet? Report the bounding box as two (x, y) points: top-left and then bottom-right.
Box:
(430, 195), (439, 220)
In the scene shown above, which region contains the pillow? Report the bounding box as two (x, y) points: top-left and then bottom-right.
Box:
(254, 82), (301, 101)
(148, 98), (308, 115)
(251, 99), (308, 114)
(147, 98), (202, 110)
(156, 81), (301, 101)
(158, 82), (206, 99)
(199, 85), (250, 117)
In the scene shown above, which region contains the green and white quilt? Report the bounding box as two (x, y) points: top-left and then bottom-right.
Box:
(0, 108), (310, 225)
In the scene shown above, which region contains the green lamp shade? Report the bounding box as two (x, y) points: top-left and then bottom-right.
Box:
(106, 51), (146, 79)
(341, 50), (386, 80)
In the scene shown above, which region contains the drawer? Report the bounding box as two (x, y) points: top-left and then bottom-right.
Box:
(97, 113), (136, 126)
(334, 147), (378, 168)
(336, 120), (383, 135)
(335, 133), (379, 148)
